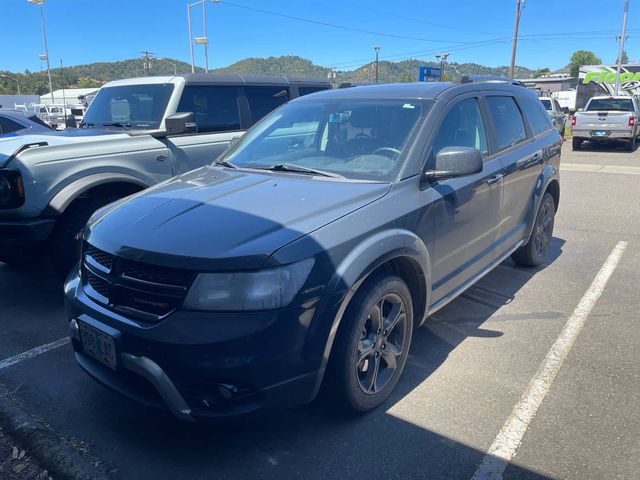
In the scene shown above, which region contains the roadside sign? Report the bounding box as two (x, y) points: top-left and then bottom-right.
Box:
(419, 66), (441, 82)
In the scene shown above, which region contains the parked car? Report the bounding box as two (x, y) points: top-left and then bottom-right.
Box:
(65, 81), (562, 422)
(539, 96), (566, 137)
(0, 109), (53, 137)
(0, 74), (329, 274)
(572, 95), (640, 150)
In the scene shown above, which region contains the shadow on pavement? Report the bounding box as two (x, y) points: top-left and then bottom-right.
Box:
(0, 238), (565, 479)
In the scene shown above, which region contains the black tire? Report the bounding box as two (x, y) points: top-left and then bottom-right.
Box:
(627, 135), (636, 152)
(325, 272), (414, 413)
(511, 192), (556, 267)
(572, 137), (582, 150)
(49, 197), (114, 278)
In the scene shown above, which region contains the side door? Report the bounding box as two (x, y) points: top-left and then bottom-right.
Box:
(487, 94), (549, 257)
(165, 85), (246, 175)
(427, 95), (505, 304)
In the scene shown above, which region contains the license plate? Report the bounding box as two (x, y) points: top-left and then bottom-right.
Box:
(79, 321), (118, 370)
(594, 130), (607, 136)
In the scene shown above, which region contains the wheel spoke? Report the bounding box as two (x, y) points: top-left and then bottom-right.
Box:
(381, 341), (401, 370)
(358, 341), (374, 365)
(369, 300), (383, 333)
(366, 354), (381, 392)
(383, 302), (403, 335)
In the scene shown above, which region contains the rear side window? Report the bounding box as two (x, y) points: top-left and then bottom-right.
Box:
(298, 86), (328, 97)
(520, 97), (553, 136)
(0, 117), (25, 135)
(245, 86), (290, 124)
(177, 85), (241, 133)
(485, 96), (527, 151)
(27, 115), (52, 129)
(540, 99), (552, 110)
(432, 97), (489, 158)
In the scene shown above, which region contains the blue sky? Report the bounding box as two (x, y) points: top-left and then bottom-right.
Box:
(1, 0), (638, 73)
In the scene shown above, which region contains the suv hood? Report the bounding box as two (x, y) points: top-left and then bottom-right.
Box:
(87, 166), (390, 270)
(0, 131), (130, 168)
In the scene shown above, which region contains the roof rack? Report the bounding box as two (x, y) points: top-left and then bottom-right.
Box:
(458, 75), (524, 86)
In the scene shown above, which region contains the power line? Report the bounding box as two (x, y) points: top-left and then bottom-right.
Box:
(218, 0), (482, 44)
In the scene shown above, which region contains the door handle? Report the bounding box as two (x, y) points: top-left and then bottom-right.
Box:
(486, 173), (504, 185)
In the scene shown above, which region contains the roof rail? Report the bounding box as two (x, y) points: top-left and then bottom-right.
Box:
(458, 75), (524, 86)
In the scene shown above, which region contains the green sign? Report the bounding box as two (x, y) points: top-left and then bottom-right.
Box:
(583, 71), (640, 84)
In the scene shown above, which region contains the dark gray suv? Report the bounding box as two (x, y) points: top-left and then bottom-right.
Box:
(65, 81), (561, 421)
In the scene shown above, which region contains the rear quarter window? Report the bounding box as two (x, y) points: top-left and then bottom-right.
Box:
(245, 86), (290, 124)
(485, 96), (527, 151)
(519, 97), (553, 136)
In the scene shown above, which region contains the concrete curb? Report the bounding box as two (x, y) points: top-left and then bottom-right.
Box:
(0, 389), (110, 480)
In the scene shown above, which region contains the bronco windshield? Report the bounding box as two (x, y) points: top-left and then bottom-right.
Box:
(219, 99), (428, 181)
(80, 84), (174, 130)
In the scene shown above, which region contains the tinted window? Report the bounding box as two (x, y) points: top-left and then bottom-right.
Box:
(520, 97), (552, 136)
(0, 117), (25, 135)
(82, 84), (174, 129)
(553, 99), (562, 111)
(27, 115), (52, 129)
(245, 86), (289, 123)
(432, 98), (489, 158)
(540, 99), (552, 110)
(486, 96), (527, 151)
(177, 85), (241, 133)
(586, 98), (634, 112)
(298, 86), (328, 97)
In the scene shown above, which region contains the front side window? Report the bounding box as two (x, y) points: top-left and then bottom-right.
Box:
(245, 86), (290, 124)
(0, 117), (25, 135)
(520, 97), (553, 136)
(220, 99), (428, 181)
(432, 97), (489, 158)
(177, 85), (241, 133)
(82, 84), (174, 130)
(486, 96), (527, 152)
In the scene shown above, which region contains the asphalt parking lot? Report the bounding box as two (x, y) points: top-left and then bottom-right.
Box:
(1, 141), (639, 480)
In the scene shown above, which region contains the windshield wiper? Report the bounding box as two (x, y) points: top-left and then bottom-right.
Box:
(214, 160), (236, 168)
(258, 163), (345, 178)
(102, 122), (131, 129)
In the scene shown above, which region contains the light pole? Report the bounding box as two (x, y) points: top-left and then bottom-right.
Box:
(0, 75), (21, 95)
(28, 0), (54, 100)
(435, 52), (450, 81)
(373, 45), (381, 83)
(614, 0), (630, 95)
(509, 0), (524, 79)
(187, 0), (219, 74)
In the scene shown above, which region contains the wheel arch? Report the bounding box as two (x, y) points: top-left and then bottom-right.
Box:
(313, 230), (432, 395)
(45, 173), (150, 215)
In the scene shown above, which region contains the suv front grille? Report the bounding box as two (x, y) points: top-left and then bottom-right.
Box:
(81, 243), (194, 322)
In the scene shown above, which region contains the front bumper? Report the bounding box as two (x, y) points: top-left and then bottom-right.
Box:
(0, 217), (55, 255)
(65, 273), (341, 422)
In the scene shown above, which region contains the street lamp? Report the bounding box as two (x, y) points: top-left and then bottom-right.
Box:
(435, 52), (450, 81)
(0, 75), (21, 95)
(373, 45), (381, 83)
(28, 0), (54, 101)
(187, 0), (219, 74)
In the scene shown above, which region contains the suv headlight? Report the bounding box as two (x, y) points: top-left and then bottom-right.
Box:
(0, 171), (24, 209)
(183, 259), (315, 311)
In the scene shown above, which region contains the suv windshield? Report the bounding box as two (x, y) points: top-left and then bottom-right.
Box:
(586, 98), (634, 112)
(81, 84), (174, 129)
(219, 99), (427, 181)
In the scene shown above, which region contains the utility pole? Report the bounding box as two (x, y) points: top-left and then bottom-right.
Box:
(28, 0), (54, 101)
(509, 0), (524, 79)
(374, 45), (381, 83)
(60, 58), (68, 127)
(141, 51), (154, 76)
(614, 0), (630, 95)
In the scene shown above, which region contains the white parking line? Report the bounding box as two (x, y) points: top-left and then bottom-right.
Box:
(0, 337), (70, 371)
(471, 241), (628, 480)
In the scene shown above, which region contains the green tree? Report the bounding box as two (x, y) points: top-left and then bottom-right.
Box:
(569, 50), (602, 77)
(533, 67), (551, 78)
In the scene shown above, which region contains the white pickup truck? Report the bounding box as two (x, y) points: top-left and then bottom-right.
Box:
(571, 96), (639, 151)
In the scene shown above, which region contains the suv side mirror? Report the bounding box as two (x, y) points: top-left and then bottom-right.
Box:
(165, 112), (197, 135)
(425, 146), (483, 180)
